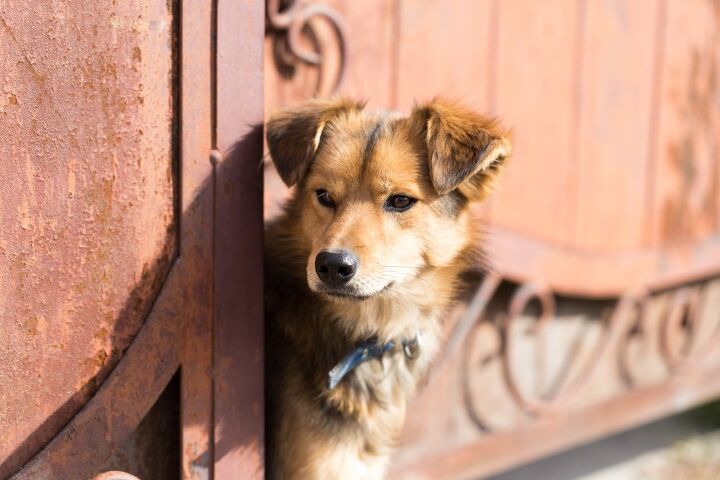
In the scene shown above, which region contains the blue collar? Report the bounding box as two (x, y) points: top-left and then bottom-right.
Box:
(327, 333), (421, 390)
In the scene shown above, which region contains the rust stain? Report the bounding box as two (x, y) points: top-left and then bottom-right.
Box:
(21, 316), (39, 337)
(662, 138), (697, 241)
(84, 349), (110, 373)
(0, 15), (47, 88)
(94, 326), (110, 342)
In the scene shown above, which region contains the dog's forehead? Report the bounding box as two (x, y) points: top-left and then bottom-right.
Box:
(325, 110), (403, 146)
(314, 111), (422, 189)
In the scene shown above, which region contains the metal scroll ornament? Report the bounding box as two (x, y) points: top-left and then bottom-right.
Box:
(446, 274), (720, 425)
(266, 0), (347, 96)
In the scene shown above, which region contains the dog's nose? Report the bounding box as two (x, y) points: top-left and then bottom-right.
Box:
(315, 250), (358, 287)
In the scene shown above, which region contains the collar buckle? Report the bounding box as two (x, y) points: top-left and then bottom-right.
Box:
(327, 332), (422, 390)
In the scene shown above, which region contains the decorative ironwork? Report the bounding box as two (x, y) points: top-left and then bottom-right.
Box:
(452, 274), (720, 424)
(660, 286), (720, 371)
(266, 0), (347, 96)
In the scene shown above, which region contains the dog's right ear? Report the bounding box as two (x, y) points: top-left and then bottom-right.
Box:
(267, 98), (365, 187)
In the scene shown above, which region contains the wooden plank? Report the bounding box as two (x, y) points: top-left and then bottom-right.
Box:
(573, 0), (660, 251)
(648, 0), (719, 246)
(394, 0), (494, 111)
(489, 0), (581, 245)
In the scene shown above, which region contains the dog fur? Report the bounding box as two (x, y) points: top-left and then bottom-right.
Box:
(265, 97), (510, 479)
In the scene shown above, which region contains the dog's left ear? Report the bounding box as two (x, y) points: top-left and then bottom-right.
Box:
(411, 98), (511, 200)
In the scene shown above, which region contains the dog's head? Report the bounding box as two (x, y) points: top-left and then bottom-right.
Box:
(267, 97), (510, 300)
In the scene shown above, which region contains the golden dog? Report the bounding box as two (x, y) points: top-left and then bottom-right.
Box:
(265, 97), (510, 479)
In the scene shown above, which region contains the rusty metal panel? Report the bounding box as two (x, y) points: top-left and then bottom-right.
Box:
(1, 0), (265, 476)
(0, 0), (175, 476)
(488, 0), (580, 246)
(177, 1), (214, 479)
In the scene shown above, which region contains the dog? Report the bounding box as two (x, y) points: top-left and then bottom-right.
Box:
(265, 97), (510, 479)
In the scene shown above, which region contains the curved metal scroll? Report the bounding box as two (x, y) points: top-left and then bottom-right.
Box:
(499, 282), (619, 415)
(266, 0), (347, 96)
(660, 286), (720, 371)
(457, 274), (720, 422)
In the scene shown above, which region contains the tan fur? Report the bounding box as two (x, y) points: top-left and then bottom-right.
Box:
(265, 97), (510, 479)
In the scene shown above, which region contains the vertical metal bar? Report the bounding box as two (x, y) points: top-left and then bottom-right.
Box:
(180, 0), (215, 478)
(213, 0), (265, 478)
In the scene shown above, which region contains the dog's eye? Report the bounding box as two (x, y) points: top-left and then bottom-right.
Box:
(385, 194), (416, 212)
(315, 189), (335, 208)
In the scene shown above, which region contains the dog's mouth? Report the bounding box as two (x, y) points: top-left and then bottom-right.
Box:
(317, 282), (395, 301)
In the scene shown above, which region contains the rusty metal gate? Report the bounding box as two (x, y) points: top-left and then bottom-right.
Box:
(1, 1), (264, 479)
(3, 0), (720, 478)
(265, 0), (720, 478)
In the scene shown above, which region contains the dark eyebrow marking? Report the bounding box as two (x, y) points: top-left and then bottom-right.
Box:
(362, 118), (385, 167)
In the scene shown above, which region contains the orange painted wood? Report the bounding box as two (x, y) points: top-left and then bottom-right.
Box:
(394, 0), (494, 111)
(649, 0), (720, 246)
(573, 0), (660, 251)
(489, 0), (580, 245)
